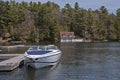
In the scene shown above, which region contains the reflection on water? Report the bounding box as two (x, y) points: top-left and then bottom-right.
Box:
(24, 64), (61, 80)
(0, 42), (120, 80)
(0, 63), (61, 80)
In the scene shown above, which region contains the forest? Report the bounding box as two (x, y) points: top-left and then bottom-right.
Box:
(0, 0), (120, 43)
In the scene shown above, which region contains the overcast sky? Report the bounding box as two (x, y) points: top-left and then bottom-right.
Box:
(5, 0), (120, 14)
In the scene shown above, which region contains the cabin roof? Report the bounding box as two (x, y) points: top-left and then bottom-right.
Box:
(60, 32), (75, 39)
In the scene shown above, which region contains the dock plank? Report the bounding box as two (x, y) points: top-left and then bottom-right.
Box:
(0, 54), (25, 71)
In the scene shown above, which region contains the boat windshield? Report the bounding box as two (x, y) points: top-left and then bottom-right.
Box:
(46, 45), (58, 50)
(38, 46), (46, 50)
(29, 46), (38, 50)
(28, 45), (58, 51)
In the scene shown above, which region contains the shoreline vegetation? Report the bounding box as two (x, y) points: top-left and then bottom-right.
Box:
(0, 1), (120, 44)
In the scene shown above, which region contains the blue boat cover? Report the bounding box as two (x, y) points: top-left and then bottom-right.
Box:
(27, 50), (52, 55)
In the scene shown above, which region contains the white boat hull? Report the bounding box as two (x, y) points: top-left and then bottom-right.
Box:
(25, 53), (61, 69)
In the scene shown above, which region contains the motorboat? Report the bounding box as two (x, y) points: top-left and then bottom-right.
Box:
(24, 45), (61, 69)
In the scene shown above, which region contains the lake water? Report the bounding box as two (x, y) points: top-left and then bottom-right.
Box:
(0, 42), (120, 80)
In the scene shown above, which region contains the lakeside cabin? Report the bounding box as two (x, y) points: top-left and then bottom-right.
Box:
(60, 32), (83, 42)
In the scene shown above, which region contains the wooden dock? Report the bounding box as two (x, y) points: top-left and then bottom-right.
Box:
(0, 54), (25, 71)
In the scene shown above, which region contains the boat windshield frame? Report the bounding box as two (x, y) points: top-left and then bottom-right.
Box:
(28, 45), (58, 51)
(28, 46), (38, 50)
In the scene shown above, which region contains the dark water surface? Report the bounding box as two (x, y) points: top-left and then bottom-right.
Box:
(0, 42), (120, 80)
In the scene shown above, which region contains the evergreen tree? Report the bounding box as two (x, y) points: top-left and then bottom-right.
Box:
(0, 0), (119, 43)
